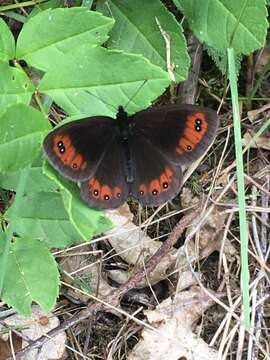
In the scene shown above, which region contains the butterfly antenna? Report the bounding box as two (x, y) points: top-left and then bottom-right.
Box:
(123, 79), (148, 110)
(85, 90), (118, 112)
(85, 79), (148, 113)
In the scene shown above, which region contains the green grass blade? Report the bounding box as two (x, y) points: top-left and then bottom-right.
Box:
(227, 47), (250, 330)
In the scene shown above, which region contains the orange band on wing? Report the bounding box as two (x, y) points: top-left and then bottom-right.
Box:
(176, 112), (209, 154)
(52, 134), (87, 171)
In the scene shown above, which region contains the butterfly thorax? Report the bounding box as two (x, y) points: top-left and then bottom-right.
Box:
(116, 106), (135, 140)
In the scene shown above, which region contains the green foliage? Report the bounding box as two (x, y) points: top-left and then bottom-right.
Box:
(0, 238), (59, 316)
(174, 0), (267, 74)
(96, 0), (190, 82)
(0, 104), (49, 171)
(205, 45), (243, 76)
(39, 45), (170, 117)
(0, 162), (59, 193)
(5, 191), (87, 248)
(0, 228), (4, 254)
(0, 17), (15, 59)
(17, 8), (114, 71)
(44, 163), (112, 241)
(0, 1), (268, 316)
(0, 61), (34, 108)
(174, 0), (267, 54)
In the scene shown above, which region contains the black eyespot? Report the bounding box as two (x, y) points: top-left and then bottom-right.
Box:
(195, 119), (202, 125)
(116, 193), (121, 198)
(104, 194), (110, 201)
(162, 182), (169, 189)
(195, 125), (201, 132)
(59, 147), (65, 153)
(139, 190), (144, 195)
(187, 145), (192, 151)
(152, 189), (158, 196)
(72, 163), (78, 169)
(93, 190), (99, 196)
(57, 141), (64, 148)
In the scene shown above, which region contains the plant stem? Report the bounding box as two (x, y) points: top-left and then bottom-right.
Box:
(227, 47), (250, 330)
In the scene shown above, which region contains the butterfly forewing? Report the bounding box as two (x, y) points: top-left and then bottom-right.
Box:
(132, 104), (218, 166)
(43, 117), (116, 182)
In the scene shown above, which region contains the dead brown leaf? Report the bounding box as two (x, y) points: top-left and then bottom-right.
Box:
(129, 286), (218, 360)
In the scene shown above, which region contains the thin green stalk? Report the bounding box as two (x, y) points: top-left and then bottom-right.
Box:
(243, 117), (270, 155)
(226, 97), (270, 101)
(3, 11), (27, 23)
(81, 0), (93, 8)
(34, 93), (48, 117)
(227, 48), (250, 330)
(0, 0), (48, 12)
(247, 56), (270, 103)
(0, 165), (31, 296)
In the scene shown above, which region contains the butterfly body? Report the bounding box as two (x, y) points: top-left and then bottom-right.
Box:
(43, 104), (218, 210)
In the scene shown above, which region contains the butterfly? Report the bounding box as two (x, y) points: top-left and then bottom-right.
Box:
(43, 104), (219, 210)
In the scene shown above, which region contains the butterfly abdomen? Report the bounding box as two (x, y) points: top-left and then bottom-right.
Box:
(121, 139), (134, 184)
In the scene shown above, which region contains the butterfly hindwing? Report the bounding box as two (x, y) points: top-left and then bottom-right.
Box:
(80, 141), (129, 210)
(129, 136), (183, 206)
(43, 117), (116, 182)
(132, 104), (218, 166)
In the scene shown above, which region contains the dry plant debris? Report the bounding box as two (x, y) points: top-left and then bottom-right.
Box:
(129, 287), (218, 360)
(0, 306), (66, 359)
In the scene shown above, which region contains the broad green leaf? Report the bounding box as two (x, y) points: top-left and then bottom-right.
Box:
(44, 163), (112, 239)
(0, 51), (9, 62)
(5, 191), (83, 248)
(0, 17), (15, 59)
(0, 238), (59, 316)
(97, 0), (190, 82)
(0, 104), (50, 172)
(38, 45), (170, 117)
(16, 7), (114, 71)
(0, 61), (34, 108)
(174, 0), (267, 54)
(0, 165), (58, 193)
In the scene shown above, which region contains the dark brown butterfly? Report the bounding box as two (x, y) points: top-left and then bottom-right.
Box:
(43, 104), (218, 210)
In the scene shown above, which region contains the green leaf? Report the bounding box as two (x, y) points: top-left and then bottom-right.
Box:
(0, 228), (5, 254)
(5, 191), (83, 248)
(174, 0), (267, 54)
(16, 7), (114, 71)
(0, 61), (34, 108)
(0, 17), (15, 59)
(0, 104), (50, 172)
(0, 164), (58, 193)
(0, 51), (9, 63)
(205, 45), (243, 76)
(0, 237), (59, 316)
(82, 0), (94, 7)
(97, 0), (190, 82)
(30, 0), (68, 16)
(44, 162), (112, 239)
(30, 0), (81, 16)
(38, 45), (170, 117)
